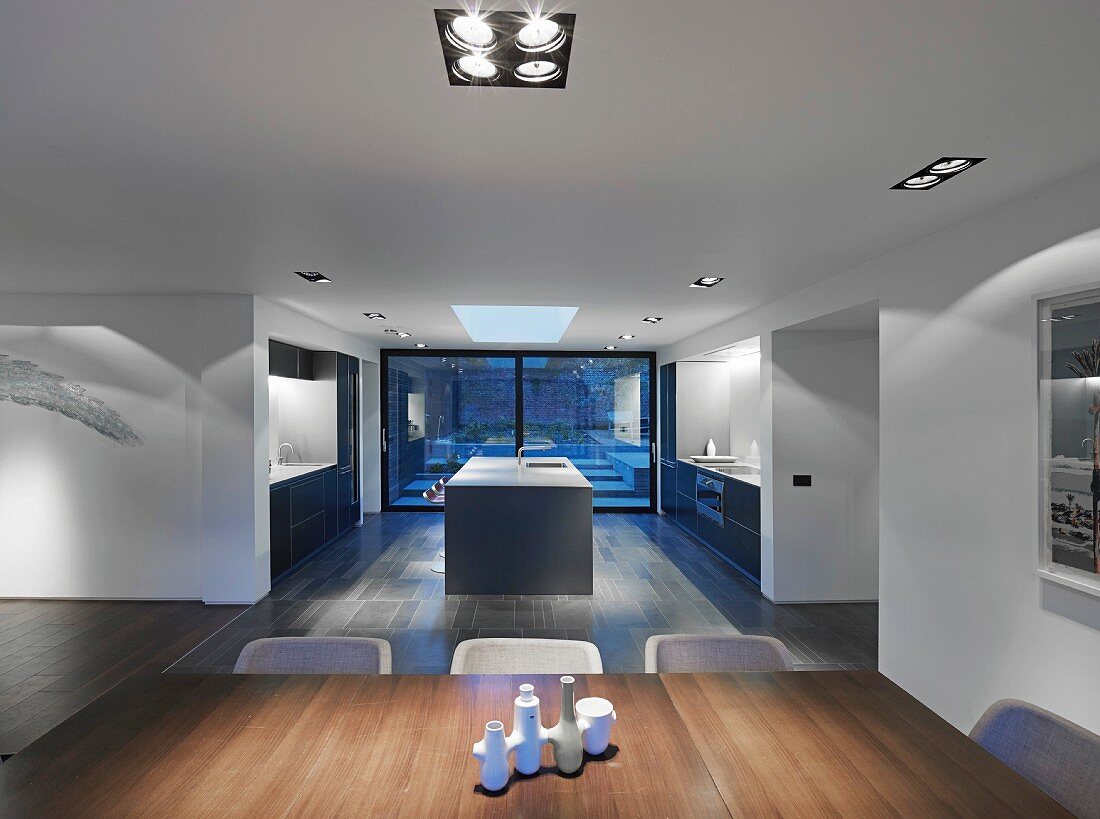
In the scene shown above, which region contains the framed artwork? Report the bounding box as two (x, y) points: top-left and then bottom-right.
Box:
(1039, 287), (1100, 597)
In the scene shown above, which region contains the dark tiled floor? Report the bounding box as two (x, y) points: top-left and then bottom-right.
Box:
(171, 513), (878, 674)
(0, 600), (246, 756)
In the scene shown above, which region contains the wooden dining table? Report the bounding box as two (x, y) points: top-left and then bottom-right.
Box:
(0, 670), (1069, 817)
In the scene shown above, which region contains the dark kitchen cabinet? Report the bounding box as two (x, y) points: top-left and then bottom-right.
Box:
(724, 477), (761, 534)
(336, 352), (360, 531)
(291, 513), (326, 565)
(269, 340), (314, 380)
(675, 460), (696, 497)
(270, 465), (341, 582)
(659, 363), (677, 461)
(660, 462), (676, 514)
(269, 485), (292, 579)
(324, 468), (338, 541)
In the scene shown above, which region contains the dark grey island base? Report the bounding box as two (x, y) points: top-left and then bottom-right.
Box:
(444, 457), (594, 595)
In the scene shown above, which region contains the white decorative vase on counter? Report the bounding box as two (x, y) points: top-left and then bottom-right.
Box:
(705, 438), (716, 456)
(509, 684), (548, 775)
(548, 676), (584, 774)
(472, 720), (512, 792)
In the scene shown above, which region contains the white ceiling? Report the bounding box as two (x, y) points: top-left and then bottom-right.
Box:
(2, 1), (1100, 350)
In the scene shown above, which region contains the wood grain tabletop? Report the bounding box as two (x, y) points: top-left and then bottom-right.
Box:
(0, 671), (1070, 817)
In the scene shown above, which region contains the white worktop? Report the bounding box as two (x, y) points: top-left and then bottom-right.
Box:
(446, 456), (592, 489)
(269, 462), (336, 486)
(678, 458), (762, 488)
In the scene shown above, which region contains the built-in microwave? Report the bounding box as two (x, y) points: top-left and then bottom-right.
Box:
(696, 473), (724, 526)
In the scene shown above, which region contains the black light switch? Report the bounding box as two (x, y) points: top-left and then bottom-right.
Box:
(793, 474), (812, 487)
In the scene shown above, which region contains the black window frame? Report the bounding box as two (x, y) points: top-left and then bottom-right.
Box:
(380, 348), (657, 513)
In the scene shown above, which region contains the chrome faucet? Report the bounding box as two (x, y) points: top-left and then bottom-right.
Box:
(517, 444), (551, 465)
(277, 442), (295, 465)
(1083, 438), (1096, 458)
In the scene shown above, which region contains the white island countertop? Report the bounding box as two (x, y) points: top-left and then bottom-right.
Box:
(446, 456), (592, 488)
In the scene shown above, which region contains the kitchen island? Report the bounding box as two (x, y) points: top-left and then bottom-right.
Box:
(444, 456), (593, 594)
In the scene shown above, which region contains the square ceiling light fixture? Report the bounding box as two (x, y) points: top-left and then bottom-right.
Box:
(434, 9), (576, 89)
(451, 305), (578, 343)
(891, 157), (986, 190)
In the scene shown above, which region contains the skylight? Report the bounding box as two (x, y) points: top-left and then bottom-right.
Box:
(451, 305), (578, 343)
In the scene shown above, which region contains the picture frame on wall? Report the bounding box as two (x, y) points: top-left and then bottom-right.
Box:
(1039, 287), (1100, 598)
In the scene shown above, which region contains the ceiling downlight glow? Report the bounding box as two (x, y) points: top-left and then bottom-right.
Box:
(363, 312), (386, 320)
(690, 276), (724, 288)
(516, 18), (565, 52)
(446, 15), (496, 51)
(295, 271), (331, 283)
(435, 9), (575, 89)
(892, 157), (985, 190)
(514, 60), (562, 83)
(453, 55), (499, 81)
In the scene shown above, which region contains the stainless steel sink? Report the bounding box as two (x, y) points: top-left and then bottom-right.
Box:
(524, 462), (567, 468)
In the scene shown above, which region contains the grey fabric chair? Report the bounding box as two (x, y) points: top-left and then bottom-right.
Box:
(233, 636), (391, 675)
(970, 699), (1100, 818)
(644, 634), (797, 673)
(450, 638), (603, 675)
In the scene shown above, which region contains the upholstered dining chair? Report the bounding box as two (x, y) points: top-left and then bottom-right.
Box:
(450, 638), (603, 675)
(969, 699), (1100, 818)
(233, 636), (392, 674)
(644, 634), (797, 673)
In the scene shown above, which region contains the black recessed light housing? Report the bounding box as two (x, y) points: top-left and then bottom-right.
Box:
(414, 342), (428, 348)
(295, 271), (331, 283)
(604, 345), (617, 350)
(397, 332), (412, 339)
(364, 312), (386, 320)
(434, 9), (576, 89)
(690, 276), (724, 288)
(642, 316), (663, 324)
(892, 157), (985, 190)
(619, 334), (635, 340)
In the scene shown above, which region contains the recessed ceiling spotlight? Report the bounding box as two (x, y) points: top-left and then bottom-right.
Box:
(363, 312), (386, 320)
(397, 332), (412, 338)
(690, 276), (724, 288)
(295, 271), (331, 283)
(414, 343), (428, 348)
(446, 14), (496, 52)
(619, 334), (635, 340)
(441, 357), (448, 362)
(604, 345), (617, 350)
(453, 55), (499, 82)
(514, 59), (562, 83)
(901, 175), (941, 190)
(516, 18), (566, 52)
(892, 157), (985, 190)
(642, 316), (663, 323)
(435, 10), (575, 89)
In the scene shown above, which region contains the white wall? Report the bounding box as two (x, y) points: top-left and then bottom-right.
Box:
(0, 320), (200, 598)
(661, 163), (1100, 734)
(771, 330), (878, 602)
(728, 353), (761, 459)
(268, 375), (338, 464)
(675, 361), (731, 457)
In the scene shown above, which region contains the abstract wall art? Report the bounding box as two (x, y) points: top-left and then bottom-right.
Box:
(0, 353), (143, 446)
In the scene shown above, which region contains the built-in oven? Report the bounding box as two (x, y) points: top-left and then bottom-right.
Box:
(696, 472), (724, 526)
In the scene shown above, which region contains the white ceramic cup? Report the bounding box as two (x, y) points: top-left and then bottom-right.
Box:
(576, 696), (617, 755)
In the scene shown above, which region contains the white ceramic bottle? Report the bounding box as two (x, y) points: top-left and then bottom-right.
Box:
(509, 684), (548, 775)
(548, 675), (584, 774)
(705, 438), (717, 456)
(472, 720), (512, 792)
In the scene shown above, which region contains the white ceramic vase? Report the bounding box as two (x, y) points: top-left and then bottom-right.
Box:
(509, 684), (548, 775)
(548, 675), (584, 774)
(576, 696), (617, 755)
(705, 438), (717, 456)
(472, 720), (512, 792)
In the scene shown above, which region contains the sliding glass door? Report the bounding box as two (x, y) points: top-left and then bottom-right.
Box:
(522, 356), (651, 508)
(382, 351), (655, 510)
